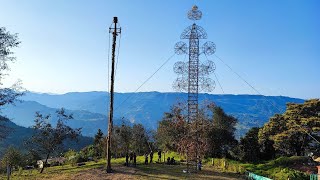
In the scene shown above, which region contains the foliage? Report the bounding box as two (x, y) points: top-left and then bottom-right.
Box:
(64, 149), (77, 165)
(1, 146), (22, 167)
(0, 27), (23, 141)
(101, 122), (151, 158)
(131, 124), (150, 154)
(238, 127), (261, 162)
(1, 146), (22, 179)
(80, 145), (96, 159)
(93, 129), (104, 157)
(209, 156), (309, 180)
(207, 106), (238, 158)
(112, 122), (132, 156)
(27, 108), (81, 173)
(155, 105), (186, 151)
(0, 116), (11, 141)
(156, 102), (238, 162)
(259, 99), (320, 156)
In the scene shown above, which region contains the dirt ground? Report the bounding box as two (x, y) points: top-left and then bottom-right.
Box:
(47, 164), (245, 180)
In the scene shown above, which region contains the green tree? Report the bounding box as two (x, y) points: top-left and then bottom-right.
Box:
(94, 129), (104, 145)
(1, 146), (22, 180)
(207, 106), (238, 158)
(259, 99), (320, 156)
(238, 127), (261, 162)
(156, 105), (187, 152)
(112, 123), (132, 157)
(93, 129), (104, 157)
(156, 103), (238, 160)
(0, 27), (23, 140)
(132, 124), (150, 154)
(80, 145), (96, 160)
(27, 108), (81, 173)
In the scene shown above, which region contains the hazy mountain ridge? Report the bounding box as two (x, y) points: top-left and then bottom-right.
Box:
(2, 101), (107, 137)
(0, 118), (93, 156)
(3, 91), (305, 137)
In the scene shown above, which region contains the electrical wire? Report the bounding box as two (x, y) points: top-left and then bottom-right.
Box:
(107, 24), (112, 93)
(115, 25), (122, 80)
(214, 54), (320, 144)
(114, 53), (176, 112)
(204, 54), (224, 94)
(213, 71), (224, 94)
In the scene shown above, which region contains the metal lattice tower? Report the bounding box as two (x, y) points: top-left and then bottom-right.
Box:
(173, 5), (216, 122)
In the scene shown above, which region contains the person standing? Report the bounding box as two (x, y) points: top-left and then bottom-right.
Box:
(167, 157), (170, 165)
(129, 152), (133, 165)
(133, 152), (137, 167)
(197, 159), (202, 171)
(150, 151), (153, 163)
(158, 150), (161, 162)
(144, 153), (148, 165)
(171, 157), (175, 165)
(125, 153), (129, 166)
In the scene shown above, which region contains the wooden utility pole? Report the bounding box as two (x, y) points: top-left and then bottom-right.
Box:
(106, 16), (121, 173)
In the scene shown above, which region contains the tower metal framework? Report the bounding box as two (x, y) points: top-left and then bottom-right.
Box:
(173, 5), (216, 122)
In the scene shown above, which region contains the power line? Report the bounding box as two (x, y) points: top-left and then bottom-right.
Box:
(114, 53), (176, 112)
(107, 26), (111, 93)
(115, 27), (122, 79)
(204, 54), (224, 94)
(213, 71), (224, 94)
(214, 54), (320, 144)
(214, 54), (262, 97)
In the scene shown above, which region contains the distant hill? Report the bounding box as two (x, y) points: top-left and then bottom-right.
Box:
(2, 91), (305, 137)
(0, 117), (93, 157)
(2, 101), (107, 137)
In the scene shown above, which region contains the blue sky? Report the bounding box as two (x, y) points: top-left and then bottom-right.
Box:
(1, 0), (319, 99)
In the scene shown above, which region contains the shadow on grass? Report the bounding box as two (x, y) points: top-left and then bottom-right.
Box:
(133, 163), (245, 180)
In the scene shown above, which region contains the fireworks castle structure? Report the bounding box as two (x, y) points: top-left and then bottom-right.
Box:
(173, 5), (216, 122)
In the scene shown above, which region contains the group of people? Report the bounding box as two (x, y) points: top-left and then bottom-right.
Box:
(125, 152), (137, 167)
(166, 157), (176, 165)
(144, 151), (155, 164)
(125, 150), (178, 167)
(144, 150), (165, 165)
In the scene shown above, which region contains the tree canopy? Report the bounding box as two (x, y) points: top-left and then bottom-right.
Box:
(27, 108), (81, 173)
(0, 27), (23, 141)
(259, 99), (320, 156)
(156, 102), (238, 160)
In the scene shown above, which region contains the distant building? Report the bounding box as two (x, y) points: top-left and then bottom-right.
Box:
(37, 157), (66, 168)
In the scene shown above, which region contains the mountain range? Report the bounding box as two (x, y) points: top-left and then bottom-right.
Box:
(1, 91), (305, 138)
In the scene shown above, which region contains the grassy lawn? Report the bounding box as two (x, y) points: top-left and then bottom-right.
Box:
(208, 156), (312, 180)
(0, 153), (245, 180)
(0, 153), (308, 180)
(1, 153), (311, 179)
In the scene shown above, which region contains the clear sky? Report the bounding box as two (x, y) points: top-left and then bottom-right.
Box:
(1, 0), (319, 99)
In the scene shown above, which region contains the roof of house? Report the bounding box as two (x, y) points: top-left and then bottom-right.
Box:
(37, 157), (66, 164)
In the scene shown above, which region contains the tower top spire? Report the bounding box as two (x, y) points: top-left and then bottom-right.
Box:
(187, 5), (202, 21)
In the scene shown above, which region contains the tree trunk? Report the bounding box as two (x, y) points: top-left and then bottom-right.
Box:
(296, 148), (302, 156)
(6, 164), (10, 180)
(40, 153), (50, 173)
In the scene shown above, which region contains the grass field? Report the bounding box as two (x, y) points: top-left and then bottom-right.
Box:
(1, 153), (311, 179)
(0, 153), (245, 180)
